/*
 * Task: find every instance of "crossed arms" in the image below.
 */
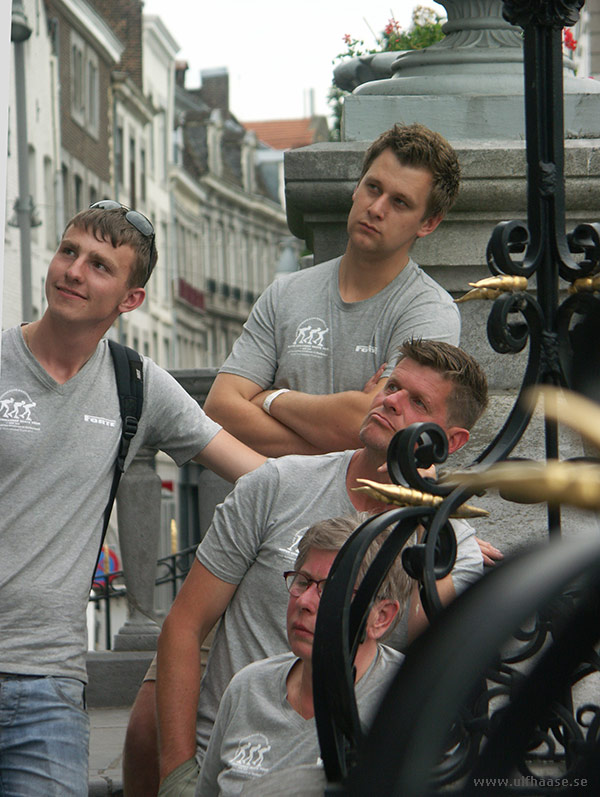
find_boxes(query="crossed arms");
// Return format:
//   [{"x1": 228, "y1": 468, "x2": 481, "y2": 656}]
[{"x1": 204, "y1": 367, "x2": 387, "y2": 458}]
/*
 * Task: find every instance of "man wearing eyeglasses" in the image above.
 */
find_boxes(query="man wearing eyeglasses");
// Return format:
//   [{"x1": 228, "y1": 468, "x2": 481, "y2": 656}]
[
  {"x1": 196, "y1": 515, "x2": 409, "y2": 796},
  {"x1": 152, "y1": 340, "x2": 488, "y2": 797},
  {"x1": 0, "y1": 203, "x2": 265, "y2": 797}
]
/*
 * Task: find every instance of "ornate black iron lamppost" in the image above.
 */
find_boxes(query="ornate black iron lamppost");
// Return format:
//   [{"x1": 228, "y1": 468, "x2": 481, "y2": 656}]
[{"x1": 312, "y1": 1, "x2": 600, "y2": 792}]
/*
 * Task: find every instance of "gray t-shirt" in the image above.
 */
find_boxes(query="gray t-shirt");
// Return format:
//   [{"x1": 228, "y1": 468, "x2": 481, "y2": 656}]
[
  {"x1": 196, "y1": 646, "x2": 404, "y2": 796},
  {"x1": 0, "y1": 326, "x2": 221, "y2": 682},
  {"x1": 194, "y1": 450, "x2": 482, "y2": 759},
  {"x1": 220, "y1": 256, "x2": 460, "y2": 391}
]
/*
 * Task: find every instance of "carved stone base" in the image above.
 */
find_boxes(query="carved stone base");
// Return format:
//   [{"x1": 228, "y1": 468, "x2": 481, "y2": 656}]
[
  {"x1": 342, "y1": 90, "x2": 600, "y2": 143},
  {"x1": 112, "y1": 616, "x2": 159, "y2": 651},
  {"x1": 86, "y1": 650, "x2": 156, "y2": 706}
]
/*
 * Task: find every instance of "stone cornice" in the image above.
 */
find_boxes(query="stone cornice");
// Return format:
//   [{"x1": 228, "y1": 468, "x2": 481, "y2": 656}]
[
  {"x1": 112, "y1": 72, "x2": 154, "y2": 124},
  {"x1": 54, "y1": 0, "x2": 123, "y2": 63}
]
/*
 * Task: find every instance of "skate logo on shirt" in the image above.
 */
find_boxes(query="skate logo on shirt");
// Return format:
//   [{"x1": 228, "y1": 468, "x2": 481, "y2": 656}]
[
  {"x1": 278, "y1": 529, "x2": 305, "y2": 561},
  {"x1": 229, "y1": 733, "x2": 271, "y2": 775},
  {"x1": 288, "y1": 317, "x2": 329, "y2": 358},
  {"x1": 0, "y1": 389, "x2": 39, "y2": 432}
]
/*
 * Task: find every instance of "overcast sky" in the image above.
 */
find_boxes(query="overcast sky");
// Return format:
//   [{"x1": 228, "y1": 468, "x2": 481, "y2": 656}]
[{"x1": 142, "y1": 0, "x2": 442, "y2": 122}]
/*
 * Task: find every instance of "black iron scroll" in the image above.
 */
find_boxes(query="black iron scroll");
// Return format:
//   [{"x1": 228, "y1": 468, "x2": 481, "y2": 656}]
[{"x1": 313, "y1": 0, "x2": 600, "y2": 792}]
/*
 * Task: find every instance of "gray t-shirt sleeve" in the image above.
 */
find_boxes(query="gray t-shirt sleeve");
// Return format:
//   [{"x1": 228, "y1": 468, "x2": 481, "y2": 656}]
[
  {"x1": 218, "y1": 281, "x2": 281, "y2": 389},
  {"x1": 133, "y1": 358, "x2": 222, "y2": 467},
  {"x1": 196, "y1": 460, "x2": 279, "y2": 583}
]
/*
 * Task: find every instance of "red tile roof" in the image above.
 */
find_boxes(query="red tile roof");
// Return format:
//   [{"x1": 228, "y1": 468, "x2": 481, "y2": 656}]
[{"x1": 243, "y1": 117, "x2": 329, "y2": 150}]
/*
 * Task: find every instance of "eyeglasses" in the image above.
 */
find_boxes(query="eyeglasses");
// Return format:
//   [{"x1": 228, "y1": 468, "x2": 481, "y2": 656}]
[
  {"x1": 89, "y1": 200, "x2": 155, "y2": 283},
  {"x1": 283, "y1": 571, "x2": 328, "y2": 599}
]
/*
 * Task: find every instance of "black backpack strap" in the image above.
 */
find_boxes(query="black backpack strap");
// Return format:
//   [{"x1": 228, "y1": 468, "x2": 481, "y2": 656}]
[{"x1": 92, "y1": 341, "x2": 144, "y2": 586}]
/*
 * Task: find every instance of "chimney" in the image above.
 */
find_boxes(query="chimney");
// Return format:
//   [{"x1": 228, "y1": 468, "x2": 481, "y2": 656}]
[
  {"x1": 89, "y1": 0, "x2": 143, "y2": 89},
  {"x1": 175, "y1": 60, "x2": 188, "y2": 88},
  {"x1": 200, "y1": 67, "x2": 229, "y2": 113}
]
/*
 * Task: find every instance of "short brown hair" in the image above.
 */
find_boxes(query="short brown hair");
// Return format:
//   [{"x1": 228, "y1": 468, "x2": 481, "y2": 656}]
[
  {"x1": 399, "y1": 339, "x2": 488, "y2": 429},
  {"x1": 295, "y1": 513, "x2": 413, "y2": 620},
  {"x1": 359, "y1": 123, "x2": 460, "y2": 219},
  {"x1": 65, "y1": 208, "x2": 157, "y2": 288}
]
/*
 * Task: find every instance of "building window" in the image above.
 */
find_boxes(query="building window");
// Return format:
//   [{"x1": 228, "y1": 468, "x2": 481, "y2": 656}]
[
  {"x1": 62, "y1": 163, "x2": 70, "y2": 221},
  {"x1": 173, "y1": 125, "x2": 184, "y2": 165},
  {"x1": 140, "y1": 148, "x2": 146, "y2": 202},
  {"x1": 129, "y1": 137, "x2": 136, "y2": 208},
  {"x1": 88, "y1": 57, "x2": 98, "y2": 131},
  {"x1": 70, "y1": 31, "x2": 99, "y2": 138},
  {"x1": 157, "y1": 111, "x2": 167, "y2": 181},
  {"x1": 149, "y1": 116, "x2": 155, "y2": 178},
  {"x1": 71, "y1": 38, "x2": 84, "y2": 121},
  {"x1": 161, "y1": 220, "x2": 169, "y2": 298},
  {"x1": 44, "y1": 156, "x2": 56, "y2": 249},
  {"x1": 74, "y1": 174, "x2": 83, "y2": 213},
  {"x1": 115, "y1": 124, "x2": 124, "y2": 186},
  {"x1": 28, "y1": 145, "x2": 38, "y2": 243}
]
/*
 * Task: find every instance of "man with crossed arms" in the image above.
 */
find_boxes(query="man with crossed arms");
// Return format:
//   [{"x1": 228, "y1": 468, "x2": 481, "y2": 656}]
[{"x1": 204, "y1": 123, "x2": 462, "y2": 457}]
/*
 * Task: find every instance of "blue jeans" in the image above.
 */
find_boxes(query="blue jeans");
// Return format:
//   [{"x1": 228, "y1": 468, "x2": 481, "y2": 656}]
[{"x1": 0, "y1": 675, "x2": 89, "y2": 796}]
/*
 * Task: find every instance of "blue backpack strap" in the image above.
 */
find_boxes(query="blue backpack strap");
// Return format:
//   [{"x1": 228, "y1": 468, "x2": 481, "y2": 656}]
[{"x1": 93, "y1": 341, "x2": 144, "y2": 586}]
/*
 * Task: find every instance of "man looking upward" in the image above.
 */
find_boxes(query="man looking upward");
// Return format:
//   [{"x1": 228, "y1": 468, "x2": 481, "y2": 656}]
[
  {"x1": 154, "y1": 341, "x2": 488, "y2": 796},
  {"x1": 0, "y1": 203, "x2": 264, "y2": 796}
]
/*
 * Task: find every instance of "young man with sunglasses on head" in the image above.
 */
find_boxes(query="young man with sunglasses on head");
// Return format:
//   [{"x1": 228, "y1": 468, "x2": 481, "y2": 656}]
[{"x1": 0, "y1": 203, "x2": 265, "y2": 797}]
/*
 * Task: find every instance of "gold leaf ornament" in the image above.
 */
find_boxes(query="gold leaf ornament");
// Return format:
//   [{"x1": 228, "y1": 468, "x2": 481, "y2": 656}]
[
  {"x1": 455, "y1": 275, "x2": 528, "y2": 303},
  {"x1": 352, "y1": 479, "x2": 489, "y2": 518},
  {"x1": 443, "y1": 386, "x2": 600, "y2": 510}
]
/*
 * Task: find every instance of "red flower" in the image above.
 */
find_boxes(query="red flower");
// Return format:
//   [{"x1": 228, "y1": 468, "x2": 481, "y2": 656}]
[
  {"x1": 563, "y1": 28, "x2": 577, "y2": 52},
  {"x1": 343, "y1": 33, "x2": 352, "y2": 45}
]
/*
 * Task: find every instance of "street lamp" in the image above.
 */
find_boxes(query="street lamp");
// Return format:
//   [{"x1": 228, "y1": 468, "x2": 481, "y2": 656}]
[
  {"x1": 10, "y1": 0, "x2": 38, "y2": 323},
  {"x1": 11, "y1": 0, "x2": 31, "y2": 42}
]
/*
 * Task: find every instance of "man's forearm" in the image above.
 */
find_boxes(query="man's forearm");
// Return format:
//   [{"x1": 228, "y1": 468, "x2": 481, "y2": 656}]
[
  {"x1": 193, "y1": 429, "x2": 266, "y2": 481},
  {"x1": 204, "y1": 376, "x2": 323, "y2": 456},
  {"x1": 259, "y1": 389, "x2": 376, "y2": 452},
  {"x1": 156, "y1": 621, "x2": 203, "y2": 782}
]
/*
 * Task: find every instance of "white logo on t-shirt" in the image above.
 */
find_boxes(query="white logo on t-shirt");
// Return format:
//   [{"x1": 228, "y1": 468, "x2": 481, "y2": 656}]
[
  {"x1": 0, "y1": 389, "x2": 39, "y2": 431},
  {"x1": 278, "y1": 529, "x2": 305, "y2": 560},
  {"x1": 84, "y1": 414, "x2": 117, "y2": 428},
  {"x1": 288, "y1": 317, "x2": 330, "y2": 358},
  {"x1": 229, "y1": 733, "x2": 271, "y2": 775}
]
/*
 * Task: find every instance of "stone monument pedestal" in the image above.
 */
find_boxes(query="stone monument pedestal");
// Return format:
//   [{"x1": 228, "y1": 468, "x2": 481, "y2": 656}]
[{"x1": 285, "y1": 138, "x2": 600, "y2": 388}]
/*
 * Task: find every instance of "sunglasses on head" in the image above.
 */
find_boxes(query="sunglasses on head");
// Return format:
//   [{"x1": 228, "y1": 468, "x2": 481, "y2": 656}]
[{"x1": 89, "y1": 200, "x2": 155, "y2": 283}]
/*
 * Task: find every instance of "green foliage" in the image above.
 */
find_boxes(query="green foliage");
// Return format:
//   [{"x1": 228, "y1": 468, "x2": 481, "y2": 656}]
[
  {"x1": 329, "y1": 6, "x2": 445, "y2": 140},
  {"x1": 384, "y1": 6, "x2": 445, "y2": 51}
]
